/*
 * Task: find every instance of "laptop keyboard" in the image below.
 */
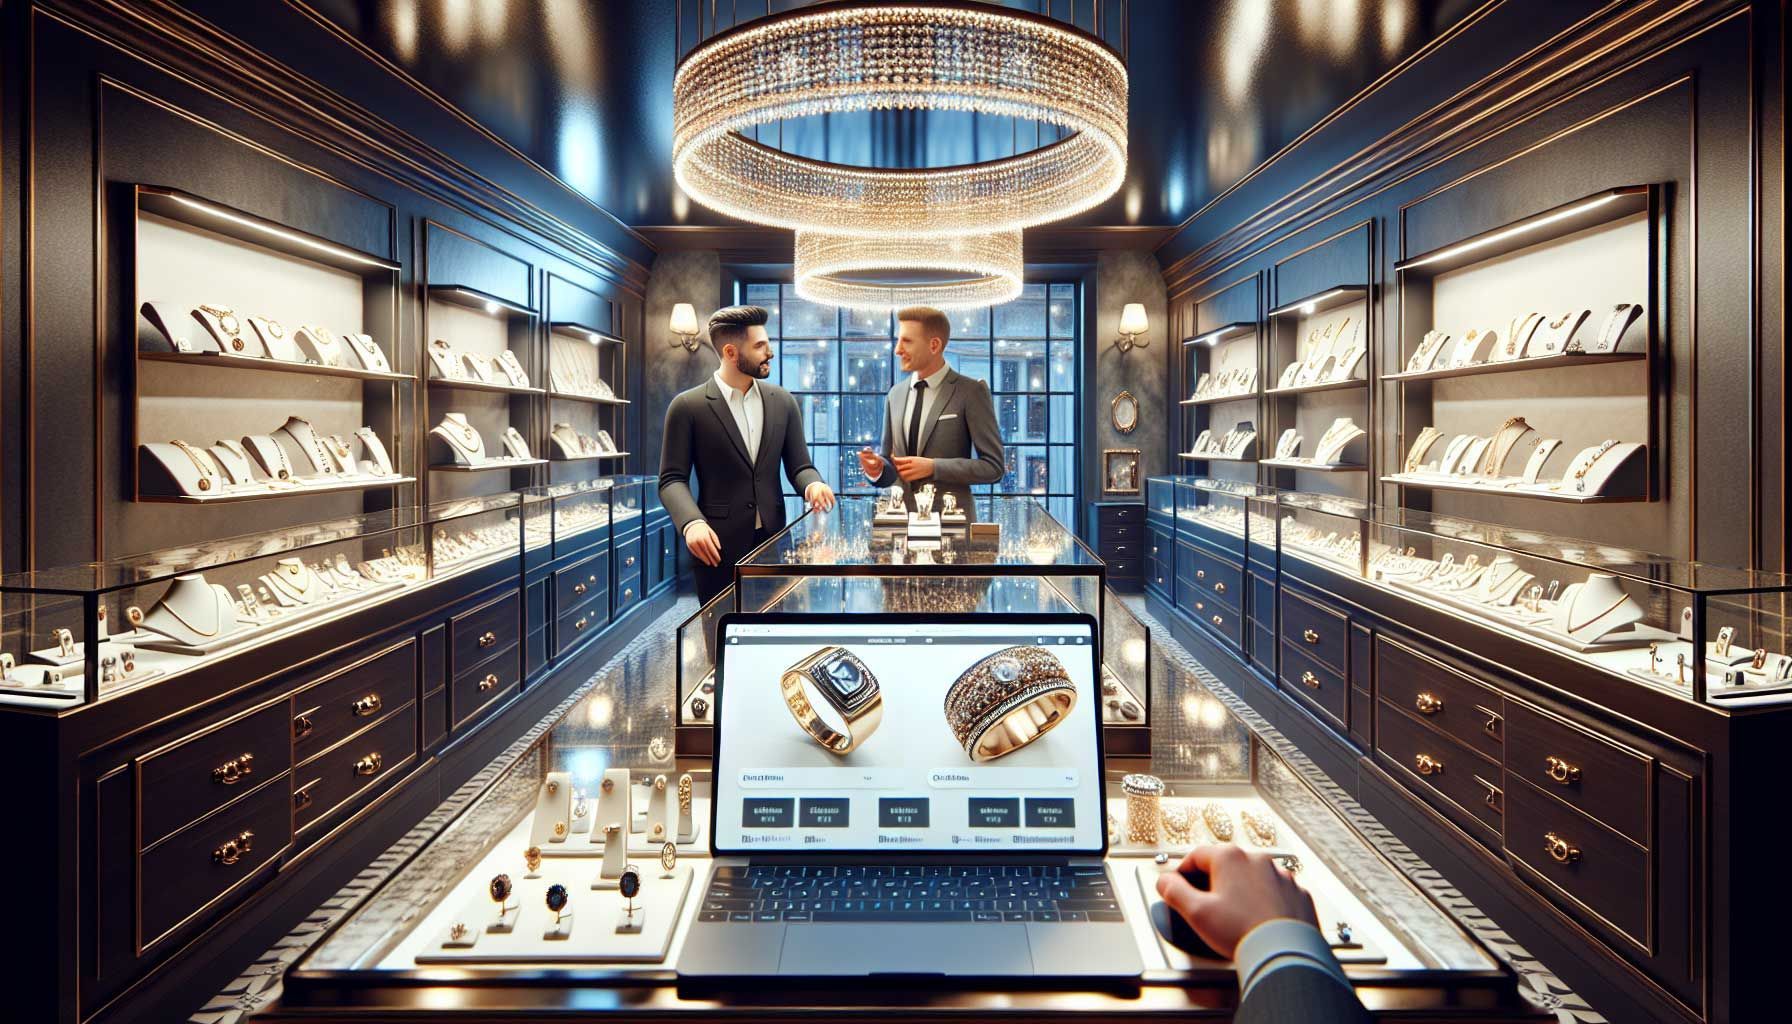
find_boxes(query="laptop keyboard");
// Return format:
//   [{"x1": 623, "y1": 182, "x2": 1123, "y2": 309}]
[{"x1": 697, "y1": 864, "x2": 1123, "y2": 924}]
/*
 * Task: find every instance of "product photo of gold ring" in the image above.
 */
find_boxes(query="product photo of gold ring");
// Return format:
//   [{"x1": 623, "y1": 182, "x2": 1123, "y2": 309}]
[
  {"x1": 944, "y1": 646, "x2": 1076, "y2": 762},
  {"x1": 779, "y1": 646, "x2": 884, "y2": 754}
]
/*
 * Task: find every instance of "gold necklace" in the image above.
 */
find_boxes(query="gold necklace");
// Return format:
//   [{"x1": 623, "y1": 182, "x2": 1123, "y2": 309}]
[
  {"x1": 159, "y1": 589, "x2": 222, "y2": 637},
  {"x1": 198, "y1": 304, "x2": 246, "y2": 351},
  {"x1": 169, "y1": 440, "x2": 217, "y2": 491},
  {"x1": 1566, "y1": 590, "x2": 1631, "y2": 633}
]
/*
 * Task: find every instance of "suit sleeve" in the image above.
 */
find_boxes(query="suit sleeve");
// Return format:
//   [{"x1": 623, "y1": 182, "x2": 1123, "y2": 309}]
[
  {"x1": 927, "y1": 378, "x2": 1005, "y2": 485},
  {"x1": 657, "y1": 394, "x2": 704, "y2": 534},
  {"x1": 1233, "y1": 920, "x2": 1370, "y2": 1024},
  {"x1": 780, "y1": 392, "x2": 824, "y2": 495},
  {"x1": 869, "y1": 393, "x2": 899, "y2": 487}
]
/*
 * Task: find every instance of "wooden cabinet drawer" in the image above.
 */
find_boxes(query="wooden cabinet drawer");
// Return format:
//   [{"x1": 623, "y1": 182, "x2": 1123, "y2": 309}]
[
  {"x1": 451, "y1": 589, "x2": 520, "y2": 674},
  {"x1": 1099, "y1": 537, "x2": 1143, "y2": 562},
  {"x1": 1281, "y1": 640, "x2": 1347, "y2": 730},
  {"x1": 1375, "y1": 637, "x2": 1503, "y2": 762},
  {"x1": 1096, "y1": 503, "x2": 1141, "y2": 526},
  {"x1": 293, "y1": 702, "x2": 417, "y2": 833},
  {"x1": 1099, "y1": 522, "x2": 1144, "y2": 544},
  {"x1": 1376, "y1": 700, "x2": 1502, "y2": 839},
  {"x1": 1249, "y1": 625, "x2": 1275, "y2": 676},
  {"x1": 1505, "y1": 776, "x2": 1650, "y2": 947},
  {"x1": 613, "y1": 530, "x2": 644, "y2": 578},
  {"x1": 138, "y1": 700, "x2": 293, "y2": 849},
  {"x1": 1186, "y1": 546, "x2": 1243, "y2": 607},
  {"x1": 139, "y1": 773, "x2": 291, "y2": 952},
  {"x1": 1104, "y1": 557, "x2": 1140, "y2": 579},
  {"x1": 1280, "y1": 587, "x2": 1348, "y2": 675},
  {"x1": 1194, "y1": 599, "x2": 1243, "y2": 649},
  {"x1": 556, "y1": 598, "x2": 610, "y2": 657},
  {"x1": 554, "y1": 549, "x2": 608, "y2": 613},
  {"x1": 1249, "y1": 571, "x2": 1276, "y2": 630},
  {"x1": 1505, "y1": 701, "x2": 1649, "y2": 844},
  {"x1": 291, "y1": 641, "x2": 416, "y2": 764},
  {"x1": 452, "y1": 646, "x2": 519, "y2": 732}
]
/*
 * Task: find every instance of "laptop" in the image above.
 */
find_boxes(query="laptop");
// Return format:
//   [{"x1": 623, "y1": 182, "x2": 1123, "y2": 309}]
[{"x1": 677, "y1": 612, "x2": 1144, "y2": 981}]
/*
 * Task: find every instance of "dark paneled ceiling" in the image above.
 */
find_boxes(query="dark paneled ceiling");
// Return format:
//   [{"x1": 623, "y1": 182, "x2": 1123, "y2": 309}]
[{"x1": 305, "y1": 0, "x2": 1484, "y2": 232}]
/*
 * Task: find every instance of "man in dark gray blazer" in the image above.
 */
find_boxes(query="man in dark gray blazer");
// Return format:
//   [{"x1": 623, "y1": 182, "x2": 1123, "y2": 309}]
[
  {"x1": 855, "y1": 306, "x2": 1005, "y2": 516},
  {"x1": 659, "y1": 305, "x2": 835, "y2": 603},
  {"x1": 1158, "y1": 844, "x2": 1373, "y2": 1023}
]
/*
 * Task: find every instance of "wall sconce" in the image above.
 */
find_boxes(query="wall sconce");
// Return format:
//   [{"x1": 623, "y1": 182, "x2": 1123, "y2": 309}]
[
  {"x1": 1114, "y1": 302, "x2": 1149, "y2": 352},
  {"x1": 669, "y1": 303, "x2": 701, "y2": 351}
]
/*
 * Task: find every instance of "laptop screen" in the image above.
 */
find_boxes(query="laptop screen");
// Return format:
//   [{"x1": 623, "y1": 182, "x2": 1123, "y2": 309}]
[{"x1": 711, "y1": 615, "x2": 1105, "y2": 855}]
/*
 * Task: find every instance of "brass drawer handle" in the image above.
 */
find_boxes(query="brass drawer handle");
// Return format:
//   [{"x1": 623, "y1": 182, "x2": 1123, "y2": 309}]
[
  {"x1": 212, "y1": 830, "x2": 255, "y2": 866},
  {"x1": 1414, "y1": 692, "x2": 1443, "y2": 715},
  {"x1": 1414, "y1": 753, "x2": 1443, "y2": 776},
  {"x1": 1195, "y1": 600, "x2": 1205, "y2": 612},
  {"x1": 1545, "y1": 832, "x2": 1580, "y2": 864},
  {"x1": 624, "y1": 588, "x2": 634, "y2": 599},
  {"x1": 355, "y1": 752, "x2": 384, "y2": 777},
  {"x1": 1299, "y1": 671, "x2": 1320, "y2": 690},
  {"x1": 212, "y1": 752, "x2": 254, "y2": 786},
  {"x1": 1474, "y1": 775, "x2": 1502, "y2": 813},
  {"x1": 1210, "y1": 614, "x2": 1223, "y2": 627},
  {"x1": 1196, "y1": 569, "x2": 1206, "y2": 579},
  {"x1": 1475, "y1": 704, "x2": 1502, "y2": 738},
  {"x1": 1545, "y1": 756, "x2": 1581, "y2": 785},
  {"x1": 1302, "y1": 628, "x2": 1320, "y2": 644},
  {"x1": 572, "y1": 582, "x2": 587, "y2": 596},
  {"x1": 479, "y1": 673, "x2": 499, "y2": 692},
  {"x1": 574, "y1": 617, "x2": 589, "y2": 631},
  {"x1": 293, "y1": 783, "x2": 315, "y2": 813},
  {"x1": 626, "y1": 556, "x2": 636, "y2": 567},
  {"x1": 1213, "y1": 581, "x2": 1226, "y2": 595},
  {"x1": 292, "y1": 713, "x2": 315, "y2": 741},
  {"x1": 588, "y1": 574, "x2": 598, "y2": 583},
  {"x1": 478, "y1": 630, "x2": 497, "y2": 648},
  {"x1": 352, "y1": 693, "x2": 382, "y2": 717}
]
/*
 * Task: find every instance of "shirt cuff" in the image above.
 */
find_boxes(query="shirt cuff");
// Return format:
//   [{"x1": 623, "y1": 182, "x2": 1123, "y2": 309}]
[
  {"x1": 682, "y1": 519, "x2": 708, "y2": 539},
  {"x1": 1233, "y1": 919, "x2": 1350, "y2": 999}
]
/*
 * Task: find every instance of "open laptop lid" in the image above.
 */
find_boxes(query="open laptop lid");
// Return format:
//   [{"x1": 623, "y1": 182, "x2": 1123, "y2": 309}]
[{"x1": 710, "y1": 612, "x2": 1108, "y2": 858}]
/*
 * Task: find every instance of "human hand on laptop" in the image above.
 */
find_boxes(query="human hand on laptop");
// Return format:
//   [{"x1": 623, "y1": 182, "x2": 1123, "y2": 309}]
[{"x1": 1155, "y1": 844, "x2": 1319, "y2": 960}]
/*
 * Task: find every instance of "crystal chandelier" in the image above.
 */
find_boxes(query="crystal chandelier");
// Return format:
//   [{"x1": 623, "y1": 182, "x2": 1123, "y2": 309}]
[
  {"x1": 672, "y1": 2, "x2": 1129, "y2": 238},
  {"x1": 794, "y1": 230, "x2": 1024, "y2": 310}
]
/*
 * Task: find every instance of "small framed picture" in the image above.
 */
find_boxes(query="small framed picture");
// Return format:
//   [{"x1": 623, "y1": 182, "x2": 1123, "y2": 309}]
[{"x1": 1103, "y1": 448, "x2": 1141, "y2": 495}]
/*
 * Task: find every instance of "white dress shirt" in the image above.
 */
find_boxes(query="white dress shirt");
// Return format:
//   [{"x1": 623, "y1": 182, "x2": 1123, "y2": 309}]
[
  {"x1": 902, "y1": 363, "x2": 952, "y2": 451},
  {"x1": 715, "y1": 369, "x2": 765, "y2": 527}
]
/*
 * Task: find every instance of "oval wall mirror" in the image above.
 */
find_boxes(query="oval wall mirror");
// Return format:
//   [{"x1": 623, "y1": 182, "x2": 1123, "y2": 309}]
[{"x1": 1111, "y1": 390, "x2": 1139, "y2": 434}]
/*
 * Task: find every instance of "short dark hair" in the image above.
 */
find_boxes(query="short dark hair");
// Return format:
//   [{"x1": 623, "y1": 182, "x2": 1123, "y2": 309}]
[
  {"x1": 897, "y1": 306, "x2": 951, "y2": 346},
  {"x1": 707, "y1": 305, "x2": 769, "y2": 354}
]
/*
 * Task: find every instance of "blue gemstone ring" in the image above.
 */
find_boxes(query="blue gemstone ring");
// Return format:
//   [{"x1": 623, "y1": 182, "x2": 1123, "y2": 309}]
[{"x1": 780, "y1": 646, "x2": 884, "y2": 755}]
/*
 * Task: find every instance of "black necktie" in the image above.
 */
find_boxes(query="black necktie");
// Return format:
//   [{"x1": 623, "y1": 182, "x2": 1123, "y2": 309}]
[{"x1": 906, "y1": 379, "x2": 928, "y2": 455}]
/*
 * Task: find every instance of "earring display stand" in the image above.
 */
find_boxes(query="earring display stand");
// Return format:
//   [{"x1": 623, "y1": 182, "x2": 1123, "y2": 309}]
[
  {"x1": 1262, "y1": 285, "x2": 1370, "y2": 500},
  {"x1": 424, "y1": 283, "x2": 546, "y2": 499},
  {"x1": 545, "y1": 275, "x2": 633, "y2": 491}
]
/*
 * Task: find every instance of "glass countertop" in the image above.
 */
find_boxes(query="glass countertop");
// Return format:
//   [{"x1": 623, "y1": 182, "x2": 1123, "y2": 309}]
[{"x1": 740, "y1": 496, "x2": 1102, "y2": 571}]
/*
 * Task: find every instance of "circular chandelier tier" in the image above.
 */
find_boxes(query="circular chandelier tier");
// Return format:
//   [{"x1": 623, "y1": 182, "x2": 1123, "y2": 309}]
[
  {"x1": 673, "y1": 1, "x2": 1128, "y2": 237},
  {"x1": 794, "y1": 229, "x2": 1024, "y2": 311}
]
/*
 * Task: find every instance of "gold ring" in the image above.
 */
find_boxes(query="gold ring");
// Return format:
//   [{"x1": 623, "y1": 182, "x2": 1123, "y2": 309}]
[
  {"x1": 944, "y1": 646, "x2": 1076, "y2": 762},
  {"x1": 779, "y1": 647, "x2": 884, "y2": 755}
]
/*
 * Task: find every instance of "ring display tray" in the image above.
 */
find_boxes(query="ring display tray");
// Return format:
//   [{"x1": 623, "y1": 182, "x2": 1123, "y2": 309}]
[
  {"x1": 1382, "y1": 577, "x2": 1675, "y2": 653},
  {"x1": 415, "y1": 867, "x2": 691, "y2": 965}
]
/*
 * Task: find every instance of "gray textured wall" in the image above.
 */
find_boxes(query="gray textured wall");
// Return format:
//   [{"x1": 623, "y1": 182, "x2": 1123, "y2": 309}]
[
  {"x1": 642, "y1": 251, "x2": 724, "y2": 479},
  {"x1": 1093, "y1": 250, "x2": 1170, "y2": 494}
]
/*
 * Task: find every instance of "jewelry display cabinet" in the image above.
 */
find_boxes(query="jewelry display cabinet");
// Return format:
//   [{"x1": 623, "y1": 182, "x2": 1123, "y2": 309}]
[
  {"x1": 1177, "y1": 322, "x2": 1259, "y2": 476},
  {"x1": 1384, "y1": 187, "x2": 1657, "y2": 508},
  {"x1": 1260, "y1": 285, "x2": 1370, "y2": 486},
  {"x1": 1144, "y1": 475, "x2": 1792, "y2": 1024},
  {"x1": 425, "y1": 285, "x2": 549, "y2": 481},
  {"x1": 546, "y1": 323, "x2": 631, "y2": 466},
  {"x1": 132, "y1": 186, "x2": 416, "y2": 507},
  {"x1": 1147, "y1": 477, "x2": 1282, "y2": 684},
  {"x1": 261, "y1": 609, "x2": 1533, "y2": 1022}
]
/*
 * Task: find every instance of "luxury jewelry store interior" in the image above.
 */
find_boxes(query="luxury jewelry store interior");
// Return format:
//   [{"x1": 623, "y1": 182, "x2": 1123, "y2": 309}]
[{"x1": 1, "y1": 2, "x2": 1784, "y2": 1022}]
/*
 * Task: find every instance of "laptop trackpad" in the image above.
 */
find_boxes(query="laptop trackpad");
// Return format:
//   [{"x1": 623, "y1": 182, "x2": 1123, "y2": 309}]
[{"x1": 779, "y1": 924, "x2": 1034, "y2": 976}]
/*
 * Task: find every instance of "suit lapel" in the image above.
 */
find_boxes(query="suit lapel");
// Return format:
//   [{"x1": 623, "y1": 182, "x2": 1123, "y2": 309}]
[
  {"x1": 704, "y1": 378, "x2": 754, "y2": 469},
  {"x1": 755, "y1": 389, "x2": 783, "y2": 469},
  {"x1": 917, "y1": 368, "x2": 959, "y2": 454},
  {"x1": 888, "y1": 379, "x2": 912, "y2": 457}
]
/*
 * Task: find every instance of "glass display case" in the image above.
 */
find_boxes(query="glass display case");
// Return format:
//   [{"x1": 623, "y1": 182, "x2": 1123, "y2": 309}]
[
  {"x1": 676, "y1": 587, "x2": 732, "y2": 728},
  {"x1": 1272, "y1": 497, "x2": 1792, "y2": 705},
  {"x1": 610, "y1": 476, "x2": 647, "y2": 532},
  {"x1": 520, "y1": 478, "x2": 615, "y2": 560},
  {"x1": 735, "y1": 496, "x2": 1104, "y2": 623},
  {"x1": 270, "y1": 609, "x2": 1521, "y2": 1017},
  {"x1": 0, "y1": 499, "x2": 525, "y2": 706}
]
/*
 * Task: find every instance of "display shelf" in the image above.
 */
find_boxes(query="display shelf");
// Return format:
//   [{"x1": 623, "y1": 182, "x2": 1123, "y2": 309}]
[
  {"x1": 139, "y1": 475, "x2": 417, "y2": 504},
  {"x1": 547, "y1": 391, "x2": 630, "y2": 406},
  {"x1": 1264, "y1": 377, "x2": 1367, "y2": 397},
  {"x1": 431, "y1": 459, "x2": 548, "y2": 473},
  {"x1": 1261, "y1": 459, "x2": 1363, "y2": 473},
  {"x1": 1395, "y1": 186, "x2": 1651, "y2": 274},
  {"x1": 549, "y1": 321, "x2": 624, "y2": 346},
  {"x1": 1180, "y1": 452, "x2": 1255, "y2": 463},
  {"x1": 1179, "y1": 390, "x2": 1257, "y2": 407},
  {"x1": 1379, "y1": 474, "x2": 1644, "y2": 503},
  {"x1": 1185, "y1": 320, "x2": 1256, "y2": 347},
  {"x1": 138, "y1": 350, "x2": 412, "y2": 383},
  {"x1": 427, "y1": 284, "x2": 538, "y2": 318},
  {"x1": 137, "y1": 186, "x2": 400, "y2": 272},
  {"x1": 425, "y1": 376, "x2": 546, "y2": 396},
  {"x1": 1267, "y1": 285, "x2": 1367, "y2": 319},
  {"x1": 550, "y1": 452, "x2": 630, "y2": 462},
  {"x1": 1382, "y1": 350, "x2": 1644, "y2": 383}
]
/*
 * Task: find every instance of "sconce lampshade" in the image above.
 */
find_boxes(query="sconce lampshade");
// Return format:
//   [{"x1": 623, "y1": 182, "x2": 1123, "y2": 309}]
[
  {"x1": 1118, "y1": 303, "x2": 1148, "y2": 337},
  {"x1": 669, "y1": 303, "x2": 700, "y2": 336}
]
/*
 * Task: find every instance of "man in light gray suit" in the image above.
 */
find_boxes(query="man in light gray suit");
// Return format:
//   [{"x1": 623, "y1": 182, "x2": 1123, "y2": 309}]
[
  {"x1": 660, "y1": 305, "x2": 836, "y2": 603},
  {"x1": 856, "y1": 306, "x2": 1005, "y2": 516}
]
